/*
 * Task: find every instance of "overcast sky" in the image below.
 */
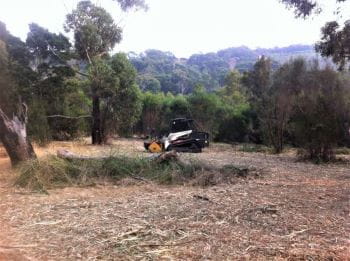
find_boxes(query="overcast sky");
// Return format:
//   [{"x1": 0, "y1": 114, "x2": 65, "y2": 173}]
[{"x1": 0, "y1": 0, "x2": 348, "y2": 57}]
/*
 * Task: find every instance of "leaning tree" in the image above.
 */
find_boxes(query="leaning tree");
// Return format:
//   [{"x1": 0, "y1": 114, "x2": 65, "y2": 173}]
[{"x1": 0, "y1": 37, "x2": 36, "y2": 166}]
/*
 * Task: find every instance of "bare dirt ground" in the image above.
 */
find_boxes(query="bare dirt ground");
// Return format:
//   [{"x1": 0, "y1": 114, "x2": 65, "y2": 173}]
[{"x1": 0, "y1": 140, "x2": 349, "y2": 260}]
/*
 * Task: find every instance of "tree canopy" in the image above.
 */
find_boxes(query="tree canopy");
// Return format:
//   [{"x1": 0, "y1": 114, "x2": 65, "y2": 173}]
[
  {"x1": 113, "y1": 0, "x2": 148, "y2": 11},
  {"x1": 281, "y1": 0, "x2": 350, "y2": 69},
  {"x1": 280, "y1": 0, "x2": 347, "y2": 17},
  {"x1": 65, "y1": 0, "x2": 122, "y2": 61}
]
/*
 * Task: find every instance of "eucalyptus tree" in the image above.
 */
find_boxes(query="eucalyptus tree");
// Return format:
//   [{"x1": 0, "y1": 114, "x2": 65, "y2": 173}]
[
  {"x1": 65, "y1": 1, "x2": 123, "y2": 144},
  {"x1": 65, "y1": 0, "x2": 146, "y2": 144}
]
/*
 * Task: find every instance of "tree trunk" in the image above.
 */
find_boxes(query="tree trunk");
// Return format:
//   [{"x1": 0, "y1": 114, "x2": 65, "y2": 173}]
[
  {"x1": 92, "y1": 95, "x2": 102, "y2": 145},
  {"x1": 100, "y1": 104, "x2": 109, "y2": 144},
  {"x1": 0, "y1": 105, "x2": 36, "y2": 166}
]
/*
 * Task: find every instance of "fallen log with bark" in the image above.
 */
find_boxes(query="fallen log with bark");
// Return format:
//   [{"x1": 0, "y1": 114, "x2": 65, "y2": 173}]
[
  {"x1": 57, "y1": 149, "x2": 191, "y2": 167},
  {"x1": 57, "y1": 149, "x2": 108, "y2": 160}
]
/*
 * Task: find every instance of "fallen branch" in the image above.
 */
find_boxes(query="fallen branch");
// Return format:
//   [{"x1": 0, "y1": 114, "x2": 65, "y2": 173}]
[
  {"x1": 138, "y1": 238, "x2": 200, "y2": 248},
  {"x1": 57, "y1": 149, "x2": 108, "y2": 160},
  {"x1": 0, "y1": 245, "x2": 37, "y2": 249},
  {"x1": 129, "y1": 175, "x2": 149, "y2": 182},
  {"x1": 47, "y1": 115, "x2": 91, "y2": 119},
  {"x1": 193, "y1": 195, "x2": 210, "y2": 201},
  {"x1": 282, "y1": 228, "x2": 310, "y2": 238}
]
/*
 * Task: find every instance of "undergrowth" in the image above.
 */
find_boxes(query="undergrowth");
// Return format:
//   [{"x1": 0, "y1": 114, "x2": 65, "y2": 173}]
[
  {"x1": 15, "y1": 155, "x2": 259, "y2": 193},
  {"x1": 15, "y1": 155, "x2": 200, "y2": 192},
  {"x1": 15, "y1": 156, "x2": 80, "y2": 193}
]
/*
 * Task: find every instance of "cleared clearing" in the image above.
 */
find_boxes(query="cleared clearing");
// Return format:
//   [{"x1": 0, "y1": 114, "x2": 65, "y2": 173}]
[{"x1": 0, "y1": 139, "x2": 349, "y2": 260}]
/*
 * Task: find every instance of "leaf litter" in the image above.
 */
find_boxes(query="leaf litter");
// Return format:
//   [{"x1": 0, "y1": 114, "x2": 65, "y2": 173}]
[{"x1": 0, "y1": 140, "x2": 349, "y2": 260}]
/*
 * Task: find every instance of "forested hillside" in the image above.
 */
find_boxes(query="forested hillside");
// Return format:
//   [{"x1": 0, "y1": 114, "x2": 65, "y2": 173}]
[{"x1": 130, "y1": 45, "x2": 316, "y2": 93}]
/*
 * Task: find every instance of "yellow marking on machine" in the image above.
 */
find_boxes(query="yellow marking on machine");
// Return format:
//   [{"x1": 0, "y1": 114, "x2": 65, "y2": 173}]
[{"x1": 148, "y1": 142, "x2": 162, "y2": 153}]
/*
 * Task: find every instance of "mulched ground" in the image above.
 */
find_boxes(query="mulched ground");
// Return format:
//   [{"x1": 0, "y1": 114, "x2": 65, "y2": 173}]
[{"x1": 0, "y1": 140, "x2": 349, "y2": 260}]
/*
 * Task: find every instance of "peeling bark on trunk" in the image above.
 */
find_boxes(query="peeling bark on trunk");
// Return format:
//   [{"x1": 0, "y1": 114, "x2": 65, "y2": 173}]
[{"x1": 0, "y1": 105, "x2": 36, "y2": 166}]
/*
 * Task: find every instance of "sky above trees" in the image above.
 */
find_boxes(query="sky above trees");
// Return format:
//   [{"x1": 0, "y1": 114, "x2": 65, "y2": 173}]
[{"x1": 0, "y1": 0, "x2": 349, "y2": 57}]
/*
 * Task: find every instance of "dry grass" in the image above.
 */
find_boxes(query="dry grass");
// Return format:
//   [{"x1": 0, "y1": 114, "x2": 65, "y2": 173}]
[{"x1": 0, "y1": 139, "x2": 349, "y2": 260}]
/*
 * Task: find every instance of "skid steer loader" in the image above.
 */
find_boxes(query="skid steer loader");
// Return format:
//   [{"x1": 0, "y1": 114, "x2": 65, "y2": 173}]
[{"x1": 144, "y1": 118, "x2": 209, "y2": 153}]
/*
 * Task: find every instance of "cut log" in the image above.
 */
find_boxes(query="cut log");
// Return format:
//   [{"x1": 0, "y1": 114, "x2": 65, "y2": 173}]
[
  {"x1": 57, "y1": 149, "x2": 108, "y2": 160},
  {"x1": 57, "y1": 149, "x2": 189, "y2": 166},
  {"x1": 57, "y1": 149, "x2": 84, "y2": 159},
  {"x1": 0, "y1": 105, "x2": 36, "y2": 166}
]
